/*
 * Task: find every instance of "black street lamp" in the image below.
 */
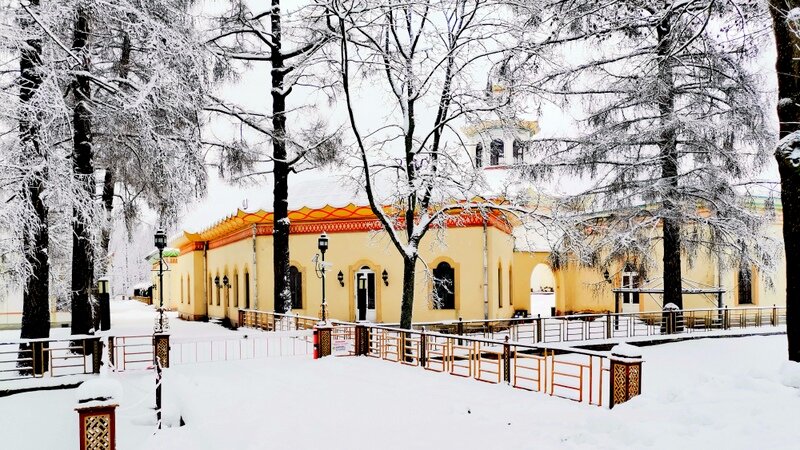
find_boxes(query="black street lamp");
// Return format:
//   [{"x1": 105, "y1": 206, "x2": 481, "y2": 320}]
[
  {"x1": 315, "y1": 232, "x2": 329, "y2": 323},
  {"x1": 153, "y1": 228, "x2": 167, "y2": 430}
]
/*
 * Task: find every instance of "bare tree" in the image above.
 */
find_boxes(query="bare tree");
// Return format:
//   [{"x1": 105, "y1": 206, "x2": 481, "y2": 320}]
[
  {"x1": 205, "y1": 0, "x2": 338, "y2": 313},
  {"x1": 328, "y1": 0, "x2": 541, "y2": 328}
]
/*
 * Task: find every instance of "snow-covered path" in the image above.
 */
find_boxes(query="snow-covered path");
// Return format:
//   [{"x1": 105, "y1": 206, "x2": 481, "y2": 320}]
[{"x1": 1, "y1": 334, "x2": 798, "y2": 449}]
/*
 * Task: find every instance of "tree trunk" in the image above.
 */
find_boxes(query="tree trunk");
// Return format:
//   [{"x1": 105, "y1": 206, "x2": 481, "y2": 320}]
[
  {"x1": 70, "y1": 6, "x2": 95, "y2": 335},
  {"x1": 769, "y1": 0, "x2": 800, "y2": 362},
  {"x1": 657, "y1": 12, "x2": 683, "y2": 310},
  {"x1": 99, "y1": 169, "x2": 114, "y2": 274},
  {"x1": 400, "y1": 255, "x2": 416, "y2": 330},
  {"x1": 97, "y1": 30, "x2": 129, "y2": 276},
  {"x1": 271, "y1": 0, "x2": 291, "y2": 313},
  {"x1": 19, "y1": 0, "x2": 50, "y2": 348}
]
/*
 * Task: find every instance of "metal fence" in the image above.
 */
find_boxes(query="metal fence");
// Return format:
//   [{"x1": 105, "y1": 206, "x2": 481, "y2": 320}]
[
  {"x1": 169, "y1": 332, "x2": 314, "y2": 365},
  {"x1": 332, "y1": 323, "x2": 616, "y2": 407},
  {"x1": 406, "y1": 305, "x2": 786, "y2": 345},
  {"x1": 0, "y1": 336, "x2": 101, "y2": 381},
  {"x1": 239, "y1": 309, "x2": 320, "y2": 331}
]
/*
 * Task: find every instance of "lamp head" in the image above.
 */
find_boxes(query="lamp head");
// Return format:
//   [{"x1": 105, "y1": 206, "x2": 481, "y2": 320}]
[
  {"x1": 318, "y1": 232, "x2": 329, "y2": 253},
  {"x1": 154, "y1": 229, "x2": 167, "y2": 250}
]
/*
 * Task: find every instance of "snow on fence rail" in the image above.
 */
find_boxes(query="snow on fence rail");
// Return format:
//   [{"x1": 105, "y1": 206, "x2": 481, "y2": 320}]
[
  {"x1": 401, "y1": 305, "x2": 786, "y2": 345},
  {"x1": 329, "y1": 323, "x2": 636, "y2": 408}
]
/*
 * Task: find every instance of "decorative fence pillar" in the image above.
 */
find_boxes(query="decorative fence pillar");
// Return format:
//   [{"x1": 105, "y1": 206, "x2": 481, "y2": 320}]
[
  {"x1": 535, "y1": 316, "x2": 543, "y2": 343},
  {"x1": 502, "y1": 336, "x2": 511, "y2": 384},
  {"x1": 76, "y1": 403, "x2": 118, "y2": 450},
  {"x1": 75, "y1": 378, "x2": 121, "y2": 450},
  {"x1": 153, "y1": 334, "x2": 170, "y2": 369},
  {"x1": 456, "y1": 318, "x2": 464, "y2": 345},
  {"x1": 608, "y1": 345, "x2": 644, "y2": 409},
  {"x1": 354, "y1": 324, "x2": 369, "y2": 356},
  {"x1": 314, "y1": 326, "x2": 332, "y2": 359},
  {"x1": 89, "y1": 337, "x2": 103, "y2": 374}
]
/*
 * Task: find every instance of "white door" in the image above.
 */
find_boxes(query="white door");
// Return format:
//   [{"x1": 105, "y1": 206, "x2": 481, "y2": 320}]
[
  {"x1": 621, "y1": 272, "x2": 640, "y2": 313},
  {"x1": 355, "y1": 267, "x2": 376, "y2": 322}
]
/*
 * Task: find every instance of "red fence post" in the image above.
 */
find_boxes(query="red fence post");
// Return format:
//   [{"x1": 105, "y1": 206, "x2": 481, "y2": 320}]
[
  {"x1": 608, "y1": 345, "x2": 643, "y2": 409},
  {"x1": 315, "y1": 325, "x2": 332, "y2": 358}
]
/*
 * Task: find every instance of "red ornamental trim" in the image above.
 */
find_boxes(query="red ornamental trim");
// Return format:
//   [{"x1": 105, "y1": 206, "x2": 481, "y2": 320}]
[
  {"x1": 179, "y1": 241, "x2": 206, "y2": 256},
  {"x1": 205, "y1": 214, "x2": 511, "y2": 251},
  {"x1": 208, "y1": 227, "x2": 254, "y2": 250}
]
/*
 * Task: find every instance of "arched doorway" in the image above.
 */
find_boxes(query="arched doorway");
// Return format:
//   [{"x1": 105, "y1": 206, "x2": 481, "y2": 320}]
[
  {"x1": 354, "y1": 266, "x2": 376, "y2": 322},
  {"x1": 530, "y1": 263, "x2": 556, "y2": 317}
]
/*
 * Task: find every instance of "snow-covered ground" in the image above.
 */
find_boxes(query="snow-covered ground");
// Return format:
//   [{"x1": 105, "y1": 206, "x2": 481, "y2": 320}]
[
  {"x1": 1, "y1": 329, "x2": 799, "y2": 449},
  {"x1": 1, "y1": 301, "x2": 798, "y2": 449}
]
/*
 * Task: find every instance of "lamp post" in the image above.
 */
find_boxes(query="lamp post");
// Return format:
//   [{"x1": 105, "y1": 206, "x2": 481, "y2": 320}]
[
  {"x1": 315, "y1": 232, "x2": 329, "y2": 323},
  {"x1": 153, "y1": 229, "x2": 167, "y2": 430},
  {"x1": 97, "y1": 277, "x2": 110, "y2": 331}
]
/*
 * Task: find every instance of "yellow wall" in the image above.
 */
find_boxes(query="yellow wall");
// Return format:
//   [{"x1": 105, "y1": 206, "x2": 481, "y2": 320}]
[
  {"x1": 171, "y1": 222, "x2": 522, "y2": 325},
  {"x1": 166, "y1": 211, "x2": 786, "y2": 323}
]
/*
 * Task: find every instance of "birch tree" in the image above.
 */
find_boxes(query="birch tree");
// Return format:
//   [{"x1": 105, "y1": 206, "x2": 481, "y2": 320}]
[
  {"x1": 526, "y1": 0, "x2": 776, "y2": 310},
  {"x1": 328, "y1": 0, "x2": 540, "y2": 328}
]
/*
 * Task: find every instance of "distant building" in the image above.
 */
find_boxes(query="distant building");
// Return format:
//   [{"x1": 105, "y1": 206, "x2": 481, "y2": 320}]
[{"x1": 153, "y1": 121, "x2": 785, "y2": 325}]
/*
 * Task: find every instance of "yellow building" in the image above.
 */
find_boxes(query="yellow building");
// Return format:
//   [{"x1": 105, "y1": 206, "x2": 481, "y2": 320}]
[{"x1": 152, "y1": 193, "x2": 785, "y2": 327}]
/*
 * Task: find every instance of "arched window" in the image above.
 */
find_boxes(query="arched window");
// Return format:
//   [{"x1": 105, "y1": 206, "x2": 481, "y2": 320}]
[
  {"x1": 432, "y1": 262, "x2": 455, "y2": 310},
  {"x1": 490, "y1": 139, "x2": 504, "y2": 165},
  {"x1": 180, "y1": 276, "x2": 184, "y2": 303},
  {"x1": 244, "y1": 272, "x2": 251, "y2": 309},
  {"x1": 512, "y1": 139, "x2": 526, "y2": 164},
  {"x1": 475, "y1": 143, "x2": 483, "y2": 168},
  {"x1": 497, "y1": 265, "x2": 503, "y2": 308},
  {"x1": 509, "y1": 265, "x2": 513, "y2": 306},
  {"x1": 289, "y1": 266, "x2": 303, "y2": 309},
  {"x1": 738, "y1": 265, "x2": 753, "y2": 305},
  {"x1": 223, "y1": 273, "x2": 229, "y2": 308},
  {"x1": 187, "y1": 276, "x2": 191, "y2": 305},
  {"x1": 208, "y1": 276, "x2": 213, "y2": 305},
  {"x1": 233, "y1": 272, "x2": 239, "y2": 308},
  {"x1": 216, "y1": 273, "x2": 221, "y2": 306}
]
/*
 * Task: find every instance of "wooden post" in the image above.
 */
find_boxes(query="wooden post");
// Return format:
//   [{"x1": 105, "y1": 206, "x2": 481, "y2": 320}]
[
  {"x1": 89, "y1": 337, "x2": 103, "y2": 374},
  {"x1": 153, "y1": 334, "x2": 170, "y2": 369},
  {"x1": 456, "y1": 317, "x2": 464, "y2": 345},
  {"x1": 608, "y1": 345, "x2": 643, "y2": 409},
  {"x1": 238, "y1": 309, "x2": 244, "y2": 327},
  {"x1": 355, "y1": 324, "x2": 369, "y2": 356},
  {"x1": 314, "y1": 326, "x2": 332, "y2": 358},
  {"x1": 503, "y1": 336, "x2": 511, "y2": 384},
  {"x1": 76, "y1": 378, "x2": 120, "y2": 450},
  {"x1": 605, "y1": 312, "x2": 612, "y2": 339},
  {"x1": 420, "y1": 328, "x2": 427, "y2": 368},
  {"x1": 724, "y1": 306, "x2": 730, "y2": 330},
  {"x1": 76, "y1": 403, "x2": 118, "y2": 450},
  {"x1": 773, "y1": 304, "x2": 778, "y2": 326},
  {"x1": 536, "y1": 315, "x2": 543, "y2": 343}
]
